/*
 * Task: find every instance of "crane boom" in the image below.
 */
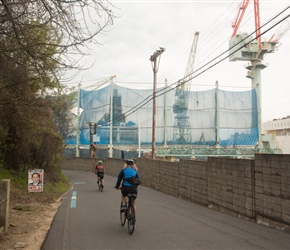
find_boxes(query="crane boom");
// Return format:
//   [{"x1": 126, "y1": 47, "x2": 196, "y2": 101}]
[
  {"x1": 231, "y1": 0, "x2": 261, "y2": 49},
  {"x1": 173, "y1": 31, "x2": 199, "y2": 143},
  {"x1": 179, "y1": 31, "x2": 199, "y2": 91},
  {"x1": 253, "y1": 0, "x2": 261, "y2": 49},
  {"x1": 231, "y1": 0, "x2": 250, "y2": 38},
  {"x1": 269, "y1": 18, "x2": 290, "y2": 42}
]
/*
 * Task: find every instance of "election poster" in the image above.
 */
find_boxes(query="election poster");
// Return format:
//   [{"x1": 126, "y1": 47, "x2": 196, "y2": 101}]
[{"x1": 28, "y1": 169, "x2": 44, "y2": 192}]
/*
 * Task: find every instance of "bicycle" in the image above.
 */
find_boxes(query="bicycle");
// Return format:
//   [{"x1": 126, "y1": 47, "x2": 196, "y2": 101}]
[
  {"x1": 97, "y1": 173, "x2": 104, "y2": 192},
  {"x1": 119, "y1": 191, "x2": 137, "y2": 234},
  {"x1": 97, "y1": 180, "x2": 103, "y2": 192}
]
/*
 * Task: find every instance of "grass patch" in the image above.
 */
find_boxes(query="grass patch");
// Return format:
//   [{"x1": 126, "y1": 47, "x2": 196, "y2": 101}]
[{"x1": 13, "y1": 205, "x2": 32, "y2": 211}]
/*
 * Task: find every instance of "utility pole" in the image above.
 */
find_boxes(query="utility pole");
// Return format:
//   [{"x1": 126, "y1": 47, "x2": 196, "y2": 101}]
[
  {"x1": 164, "y1": 78, "x2": 168, "y2": 148},
  {"x1": 109, "y1": 76, "x2": 115, "y2": 158},
  {"x1": 76, "y1": 83, "x2": 81, "y2": 157},
  {"x1": 215, "y1": 81, "x2": 220, "y2": 148},
  {"x1": 150, "y1": 47, "x2": 165, "y2": 159},
  {"x1": 89, "y1": 122, "x2": 96, "y2": 157}
]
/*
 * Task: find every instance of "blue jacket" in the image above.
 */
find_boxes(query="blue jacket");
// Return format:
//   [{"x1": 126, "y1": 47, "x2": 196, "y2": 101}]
[{"x1": 115, "y1": 166, "x2": 140, "y2": 188}]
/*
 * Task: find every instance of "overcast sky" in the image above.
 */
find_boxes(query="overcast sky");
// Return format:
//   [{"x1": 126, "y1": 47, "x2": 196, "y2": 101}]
[{"x1": 63, "y1": 1, "x2": 290, "y2": 123}]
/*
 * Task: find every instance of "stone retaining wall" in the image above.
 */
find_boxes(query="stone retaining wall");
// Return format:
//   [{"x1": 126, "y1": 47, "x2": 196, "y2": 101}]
[{"x1": 61, "y1": 154, "x2": 290, "y2": 229}]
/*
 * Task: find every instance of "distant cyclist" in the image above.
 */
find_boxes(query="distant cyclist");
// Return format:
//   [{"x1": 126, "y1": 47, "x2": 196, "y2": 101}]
[
  {"x1": 114, "y1": 159, "x2": 140, "y2": 213},
  {"x1": 95, "y1": 160, "x2": 105, "y2": 187}
]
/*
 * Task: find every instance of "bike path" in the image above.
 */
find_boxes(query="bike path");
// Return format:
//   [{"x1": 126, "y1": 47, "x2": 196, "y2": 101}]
[{"x1": 42, "y1": 170, "x2": 290, "y2": 250}]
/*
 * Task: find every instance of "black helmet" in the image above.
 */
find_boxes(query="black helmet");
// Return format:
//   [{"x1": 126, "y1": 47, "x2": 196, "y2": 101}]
[{"x1": 125, "y1": 158, "x2": 134, "y2": 165}]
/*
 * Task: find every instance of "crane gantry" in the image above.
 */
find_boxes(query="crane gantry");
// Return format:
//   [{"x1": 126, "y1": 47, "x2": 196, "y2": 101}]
[{"x1": 173, "y1": 31, "x2": 199, "y2": 143}]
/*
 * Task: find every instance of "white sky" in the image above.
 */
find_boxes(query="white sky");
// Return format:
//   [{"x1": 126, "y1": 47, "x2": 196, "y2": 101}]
[{"x1": 62, "y1": 0, "x2": 290, "y2": 123}]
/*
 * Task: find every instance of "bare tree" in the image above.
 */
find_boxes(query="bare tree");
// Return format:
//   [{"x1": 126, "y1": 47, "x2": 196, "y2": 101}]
[
  {"x1": 0, "y1": 0, "x2": 116, "y2": 90},
  {"x1": 0, "y1": 0, "x2": 116, "y2": 171}
]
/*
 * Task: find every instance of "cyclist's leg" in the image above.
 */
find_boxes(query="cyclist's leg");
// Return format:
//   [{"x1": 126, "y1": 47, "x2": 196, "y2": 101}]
[
  {"x1": 121, "y1": 195, "x2": 126, "y2": 205},
  {"x1": 121, "y1": 186, "x2": 128, "y2": 202},
  {"x1": 121, "y1": 186, "x2": 129, "y2": 210},
  {"x1": 101, "y1": 173, "x2": 104, "y2": 185},
  {"x1": 97, "y1": 172, "x2": 100, "y2": 183}
]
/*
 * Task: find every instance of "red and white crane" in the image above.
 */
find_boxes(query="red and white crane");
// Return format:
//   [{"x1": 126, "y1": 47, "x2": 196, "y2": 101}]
[
  {"x1": 229, "y1": 0, "x2": 289, "y2": 151},
  {"x1": 268, "y1": 17, "x2": 290, "y2": 43}
]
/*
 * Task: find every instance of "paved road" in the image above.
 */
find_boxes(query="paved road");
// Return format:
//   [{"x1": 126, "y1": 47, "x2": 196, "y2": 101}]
[{"x1": 42, "y1": 170, "x2": 290, "y2": 250}]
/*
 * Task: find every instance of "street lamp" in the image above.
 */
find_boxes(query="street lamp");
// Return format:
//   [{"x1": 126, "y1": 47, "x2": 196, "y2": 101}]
[{"x1": 150, "y1": 47, "x2": 165, "y2": 159}]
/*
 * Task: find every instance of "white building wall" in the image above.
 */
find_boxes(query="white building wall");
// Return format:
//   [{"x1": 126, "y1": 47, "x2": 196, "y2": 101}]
[
  {"x1": 263, "y1": 116, "x2": 290, "y2": 154},
  {"x1": 263, "y1": 116, "x2": 290, "y2": 132},
  {"x1": 275, "y1": 136, "x2": 290, "y2": 154}
]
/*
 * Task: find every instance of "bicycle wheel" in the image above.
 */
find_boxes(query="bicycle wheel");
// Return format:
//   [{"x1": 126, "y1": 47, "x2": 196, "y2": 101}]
[
  {"x1": 127, "y1": 203, "x2": 135, "y2": 234},
  {"x1": 120, "y1": 203, "x2": 126, "y2": 226},
  {"x1": 100, "y1": 183, "x2": 103, "y2": 192}
]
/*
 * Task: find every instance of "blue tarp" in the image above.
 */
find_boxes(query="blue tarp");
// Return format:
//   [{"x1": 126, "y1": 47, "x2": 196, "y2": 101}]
[{"x1": 66, "y1": 83, "x2": 258, "y2": 146}]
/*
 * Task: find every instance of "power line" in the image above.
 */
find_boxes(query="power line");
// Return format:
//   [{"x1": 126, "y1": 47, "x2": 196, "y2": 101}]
[
  {"x1": 108, "y1": 9, "x2": 290, "y2": 125},
  {"x1": 75, "y1": 5, "x2": 290, "y2": 128}
]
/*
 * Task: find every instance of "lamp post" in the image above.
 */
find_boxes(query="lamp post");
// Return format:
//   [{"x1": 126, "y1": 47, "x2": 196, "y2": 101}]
[{"x1": 150, "y1": 47, "x2": 165, "y2": 159}]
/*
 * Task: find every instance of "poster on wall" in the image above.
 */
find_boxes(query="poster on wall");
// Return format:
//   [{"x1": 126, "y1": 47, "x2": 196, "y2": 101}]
[{"x1": 28, "y1": 169, "x2": 44, "y2": 192}]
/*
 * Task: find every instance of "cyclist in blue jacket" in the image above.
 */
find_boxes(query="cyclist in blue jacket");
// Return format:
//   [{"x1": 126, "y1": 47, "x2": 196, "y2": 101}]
[{"x1": 114, "y1": 159, "x2": 140, "y2": 212}]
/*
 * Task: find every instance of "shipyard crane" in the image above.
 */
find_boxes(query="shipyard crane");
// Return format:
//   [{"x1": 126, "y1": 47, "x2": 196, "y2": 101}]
[
  {"x1": 229, "y1": 0, "x2": 289, "y2": 150},
  {"x1": 269, "y1": 17, "x2": 290, "y2": 43},
  {"x1": 173, "y1": 31, "x2": 199, "y2": 143},
  {"x1": 229, "y1": 0, "x2": 280, "y2": 64}
]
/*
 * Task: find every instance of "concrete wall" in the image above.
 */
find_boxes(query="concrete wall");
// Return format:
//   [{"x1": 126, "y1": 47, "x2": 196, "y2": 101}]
[
  {"x1": 255, "y1": 154, "x2": 290, "y2": 226},
  {"x1": 61, "y1": 154, "x2": 290, "y2": 229}
]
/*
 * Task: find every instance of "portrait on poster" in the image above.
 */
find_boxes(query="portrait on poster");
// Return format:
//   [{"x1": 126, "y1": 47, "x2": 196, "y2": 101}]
[{"x1": 28, "y1": 169, "x2": 44, "y2": 192}]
